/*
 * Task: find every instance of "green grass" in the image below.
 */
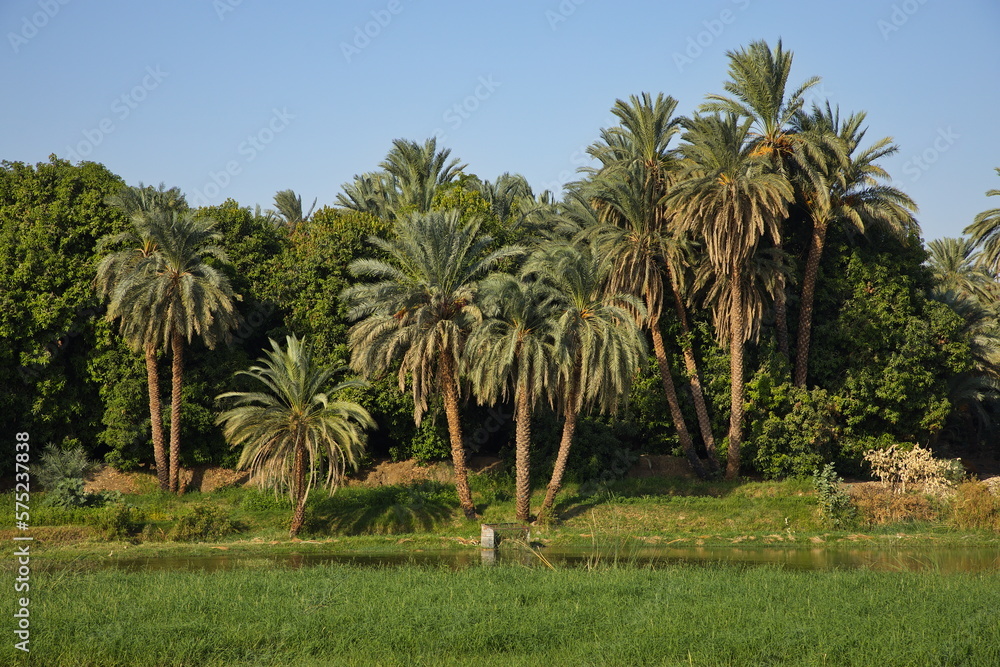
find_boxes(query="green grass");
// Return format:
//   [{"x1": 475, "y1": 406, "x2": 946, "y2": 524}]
[
  {"x1": 6, "y1": 562, "x2": 1000, "y2": 666},
  {"x1": 8, "y1": 474, "x2": 1000, "y2": 561}
]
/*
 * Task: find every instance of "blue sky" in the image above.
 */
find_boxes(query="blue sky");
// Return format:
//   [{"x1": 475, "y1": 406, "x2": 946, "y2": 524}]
[{"x1": 2, "y1": 0, "x2": 998, "y2": 242}]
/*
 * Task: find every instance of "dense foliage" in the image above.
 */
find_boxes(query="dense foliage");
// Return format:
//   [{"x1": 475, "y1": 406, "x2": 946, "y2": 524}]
[{"x1": 4, "y1": 42, "x2": 999, "y2": 491}]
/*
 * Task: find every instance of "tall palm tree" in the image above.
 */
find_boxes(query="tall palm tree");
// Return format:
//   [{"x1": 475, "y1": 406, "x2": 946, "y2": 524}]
[
  {"x1": 670, "y1": 113, "x2": 793, "y2": 479},
  {"x1": 790, "y1": 104, "x2": 917, "y2": 387},
  {"x1": 340, "y1": 209, "x2": 521, "y2": 518},
  {"x1": 465, "y1": 275, "x2": 555, "y2": 522},
  {"x1": 271, "y1": 189, "x2": 317, "y2": 231},
  {"x1": 964, "y1": 168, "x2": 1000, "y2": 273},
  {"x1": 107, "y1": 211, "x2": 239, "y2": 492},
  {"x1": 701, "y1": 39, "x2": 821, "y2": 360},
  {"x1": 216, "y1": 335, "x2": 373, "y2": 537},
  {"x1": 96, "y1": 203, "x2": 174, "y2": 489},
  {"x1": 522, "y1": 243, "x2": 646, "y2": 520},
  {"x1": 581, "y1": 93, "x2": 717, "y2": 476}
]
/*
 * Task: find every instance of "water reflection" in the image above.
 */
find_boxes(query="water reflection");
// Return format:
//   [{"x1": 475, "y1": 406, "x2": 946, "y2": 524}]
[{"x1": 46, "y1": 545, "x2": 1000, "y2": 574}]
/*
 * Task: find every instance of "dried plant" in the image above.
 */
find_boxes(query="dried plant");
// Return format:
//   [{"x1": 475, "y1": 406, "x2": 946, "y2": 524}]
[{"x1": 863, "y1": 444, "x2": 964, "y2": 497}]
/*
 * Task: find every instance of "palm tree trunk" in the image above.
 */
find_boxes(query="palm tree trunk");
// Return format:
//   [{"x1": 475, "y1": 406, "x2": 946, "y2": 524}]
[
  {"x1": 726, "y1": 282, "x2": 747, "y2": 480},
  {"x1": 169, "y1": 331, "x2": 184, "y2": 494},
  {"x1": 538, "y1": 389, "x2": 579, "y2": 522},
  {"x1": 650, "y1": 315, "x2": 707, "y2": 479},
  {"x1": 774, "y1": 280, "x2": 790, "y2": 360},
  {"x1": 774, "y1": 236, "x2": 790, "y2": 361},
  {"x1": 794, "y1": 219, "x2": 829, "y2": 388},
  {"x1": 289, "y1": 435, "x2": 307, "y2": 537},
  {"x1": 666, "y1": 267, "x2": 719, "y2": 473},
  {"x1": 144, "y1": 344, "x2": 169, "y2": 491},
  {"x1": 439, "y1": 350, "x2": 477, "y2": 519},
  {"x1": 514, "y1": 385, "x2": 532, "y2": 523}
]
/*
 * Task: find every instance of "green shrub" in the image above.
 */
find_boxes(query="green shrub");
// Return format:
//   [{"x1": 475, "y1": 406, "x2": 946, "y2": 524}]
[
  {"x1": 91, "y1": 503, "x2": 146, "y2": 540},
  {"x1": 812, "y1": 464, "x2": 856, "y2": 529},
  {"x1": 311, "y1": 482, "x2": 458, "y2": 535},
  {"x1": 469, "y1": 470, "x2": 513, "y2": 506},
  {"x1": 36, "y1": 442, "x2": 98, "y2": 490},
  {"x1": 237, "y1": 488, "x2": 290, "y2": 512},
  {"x1": 42, "y1": 477, "x2": 123, "y2": 509},
  {"x1": 752, "y1": 387, "x2": 840, "y2": 479},
  {"x1": 168, "y1": 504, "x2": 245, "y2": 541}
]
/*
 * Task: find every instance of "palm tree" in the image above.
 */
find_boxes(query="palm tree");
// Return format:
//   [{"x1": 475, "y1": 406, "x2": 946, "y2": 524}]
[
  {"x1": 340, "y1": 209, "x2": 522, "y2": 517},
  {"x1": 380, "y1": 137, "x2": 466, "y2": 214},
  {"x1": 964, "y1": 168, "x2": 1000, "y2": 273},
  {"x1": 927, "y1": 237, "x2": 998, "y2": 304},
  {"x1": 465, "y1": 275, "x2": 555, "y2": 522},
  {"x1": 106, "y1": 182, "x2": 188, "y2": 216},
  {"x1": 701, "y1": 39, "x2": 821, "y2": 360},
  {"x1": 271, "y1": 189, "x2": 317, "y2": 231},
  {"x1": 96, "y1": 201, "x2": 174, "y2": 489},
  {"x1": 790, "y1": 104, "x2": 917, "y2": 387},
  {"x1": 581, "y1": 93, "x2": 717, "y2": 476},
  {"x1": 336, "y1": 171, "x2": 399, "y2": 220},
  {"x1": 522, "y1": 243, "x2": 646, "y2": 520},
  {"x1": 670, "y1": 113, "x2": 793, "y2": 479},
  {"x1": 216, "y1": 335, "x2": 373, "y2": 537},
  {"x1": 107, "y1": 211, "x2": 239, "y2": 492},
  {"x1": 474, "y1": 172, "x2": 535, "y2": 225}
]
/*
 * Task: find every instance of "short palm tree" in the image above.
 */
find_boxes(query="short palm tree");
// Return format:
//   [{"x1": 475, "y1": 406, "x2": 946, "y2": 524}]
[
  {"x1": 522, "y1": 243, "x2": 646, "y2": 520},
  {"x1": 790, "y1": 104, "x2": 917, "y2": 387},
  {"x1": 465, "y1": 275, "x2": 555, "y2": 522},
  {"x1": 216, "y1": 335, "x2": 373, "y2": 537},
  {"x1": 670, "y1": 113, "x2": 793, "y2": 479},
  {"x1": 340, "y1": 209, "x2": 522, "y2": 518},
  {"x1": 107, "y1": 211, "x2": 239, "y2": 492}
]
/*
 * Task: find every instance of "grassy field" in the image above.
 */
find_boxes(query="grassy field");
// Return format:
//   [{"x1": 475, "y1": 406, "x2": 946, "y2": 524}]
[{"x1": 5, "y1": 562, "x2": 1000, "y2": 666}]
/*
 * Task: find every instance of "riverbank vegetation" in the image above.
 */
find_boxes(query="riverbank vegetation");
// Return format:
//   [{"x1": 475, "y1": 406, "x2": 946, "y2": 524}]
[{"x1": 4, "y1": 40, "x2": 1000, "y2": 532}]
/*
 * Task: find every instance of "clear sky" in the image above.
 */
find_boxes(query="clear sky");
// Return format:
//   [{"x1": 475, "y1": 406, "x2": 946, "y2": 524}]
[{"x1": 2, "y1": 0, "x2": 998, "y2": 242}]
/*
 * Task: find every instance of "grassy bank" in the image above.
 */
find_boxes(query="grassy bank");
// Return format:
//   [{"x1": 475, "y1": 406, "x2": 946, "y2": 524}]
[
  {"x1": 7, "y1": 562, "x2": 1000, "y2": 666},
  {"x1": 7, "y1": 475, "x2": 1000, "y2": 564}
]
